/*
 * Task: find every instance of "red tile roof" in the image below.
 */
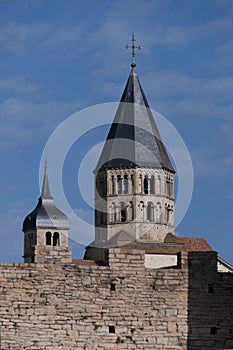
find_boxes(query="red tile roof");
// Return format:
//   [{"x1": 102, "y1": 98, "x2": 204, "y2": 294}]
[
  {"x1": 164, "y1": 233, "x2": 213, "y2": 252},
  {"x1": 182, "y1": 238, "x2": 213, "y2": 252}
]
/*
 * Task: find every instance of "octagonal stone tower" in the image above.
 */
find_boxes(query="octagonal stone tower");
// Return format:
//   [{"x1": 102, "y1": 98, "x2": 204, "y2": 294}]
[{"x1": 85, "y1": 63, "x2": 175, "y2": 260}]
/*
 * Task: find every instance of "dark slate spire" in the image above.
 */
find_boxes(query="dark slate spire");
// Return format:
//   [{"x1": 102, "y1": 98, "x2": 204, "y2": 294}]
[
  {"x1": 96, "y1": 66, "x2": 175, "y2": 173},
  {"x1": 22, "y1": 163, "x2": 69, "y2": 231}
]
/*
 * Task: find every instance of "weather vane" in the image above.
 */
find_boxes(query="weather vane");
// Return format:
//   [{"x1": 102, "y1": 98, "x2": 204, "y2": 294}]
[{"x1": 124, "y1": 33, "x2": 142, "y2": 67}]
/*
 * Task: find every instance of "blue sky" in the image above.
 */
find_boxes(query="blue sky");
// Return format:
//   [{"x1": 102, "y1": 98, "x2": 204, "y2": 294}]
[{"x1": 0, "y1": 0, "x2": 233, "y2": 263}]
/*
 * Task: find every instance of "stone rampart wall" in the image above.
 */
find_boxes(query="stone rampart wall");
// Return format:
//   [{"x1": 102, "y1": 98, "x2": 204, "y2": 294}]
[
  {"x1": 0, "y1": 249, "x2": 232, "y2": 349},
  {"x1": 0, "y1": 248, "x2": 188, "y2": 349},
  {"x1": 187, "y1": 251, "x2": 233, "y2": 350}
]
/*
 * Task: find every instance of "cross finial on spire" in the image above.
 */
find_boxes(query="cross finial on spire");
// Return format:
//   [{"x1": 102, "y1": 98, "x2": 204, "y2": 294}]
[
  {"x1": 124, "y1": 33, "x2": 142, "y2": 68},
  {"x1": 44, "y1": 159, "x2": 48, "y2": 174}
]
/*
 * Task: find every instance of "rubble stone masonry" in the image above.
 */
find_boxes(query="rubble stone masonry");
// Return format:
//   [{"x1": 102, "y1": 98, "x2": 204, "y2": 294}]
[{"x1": 0, "y1": 248, "x2": 232, "y2": 349}]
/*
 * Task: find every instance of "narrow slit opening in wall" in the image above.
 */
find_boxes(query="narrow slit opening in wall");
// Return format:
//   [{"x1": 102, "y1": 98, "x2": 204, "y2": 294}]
[
  {"x1": 208, "y1": 284, "x2": 214, "y2": 293},
  {"x1": 109, "y1": 326, "x2": 115, "y2": 333},
  {"x1": 110, "y1": 283, "x2": 116, "y2": 291},
  {"x1": 210, "y1": 327, "x2": 218, "y2": 335}
]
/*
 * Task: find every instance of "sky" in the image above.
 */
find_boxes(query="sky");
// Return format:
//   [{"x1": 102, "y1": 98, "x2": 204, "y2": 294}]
[{"x1": 0, "y1": 0, "x2": 233, "y2": 264}]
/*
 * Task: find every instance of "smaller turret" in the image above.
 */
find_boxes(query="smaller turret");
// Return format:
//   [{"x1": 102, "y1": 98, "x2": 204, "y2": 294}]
[{"x1": 22, "y1": 162, "x2": 71, "y2": 263}]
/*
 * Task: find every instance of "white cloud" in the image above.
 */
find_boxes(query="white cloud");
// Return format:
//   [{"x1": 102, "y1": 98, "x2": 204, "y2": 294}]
[
  {"x1": 191, "y1": 145, "x2": 233, "y2": 178},
  {"x1": 0, "y1": 10, "x2": 229, "y2": 69},
  {"x1": 0, "y1": 22, "x2": 50, "y2": 55},
  {"x1": 0, "y1": 9, "x2": 232, "y2": 180},
  {"x1": 0, "y1": 21, "x2": 87, "y2": 61},
  {"x1": 89, "y1": 19, "x2": 196, "y2": 63},
  {"x1": 143, "y1": 69, "x2": 233, "y2": 99},
  {"x1": 0, "y1": 96, "x2": 82, "y2": 149},
  {"x1": 0, "y1": 75, "x2": 41, "y2": 96},
  {"x1": 39, "y1": 23, "x2": 87, "y2": 61},
  {"x1": 139, "y1": 69, "x2": 233, "y2": 123}
]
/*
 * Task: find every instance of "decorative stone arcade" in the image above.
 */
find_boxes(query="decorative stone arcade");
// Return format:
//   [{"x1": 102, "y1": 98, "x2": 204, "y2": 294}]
[{"x1": 95, "y1": 166, "x2": 174, "y2": 245}]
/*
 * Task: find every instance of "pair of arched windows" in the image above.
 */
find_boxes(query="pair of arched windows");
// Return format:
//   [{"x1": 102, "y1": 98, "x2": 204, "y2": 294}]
[
  {"x1": 117, "y1": 175, "x2": 129, "y2": 194},
  {"x1": 110, "y1": 201, "x2": 134, "y2": 223},
  {"x1": 139, "y1": 201, "x2": 154, "y2": 222},
  {"x1": 142, "y1": 175, "x2": 156, "y2": 194},
  {"x1": 120, "y1": 202, "x2": 126, "y2": 222},
  {"x1": 147, "y1": 202, "x2": 154, "y2": 222},
  {"x1": 45, "y1": 232, "x2": 60, "y2": 246}
]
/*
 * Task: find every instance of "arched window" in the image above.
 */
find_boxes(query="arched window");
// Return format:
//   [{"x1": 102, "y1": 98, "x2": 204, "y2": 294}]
[
  {"x1": 129, "y1": 201, "x2": 134, "y2": 221},
  {"x1": 123, "y1": 175, "x2": 128, "y2": 194},
  {"x1": 150, "y1": 175, "x2": 155, "y2": 194},
  {"x1": 117, "y1": 175, "x2": 122, "y2": 194},
  {"x1": 147, "y1": 202, "x2": 154, "y2": 222},
  {"x1": 131, "y1": 174, "x2": 134, "y2": 194},
  {"x1": 166, "y1": 181, "x2": 171, "y2": 197},
  {"x1": 120, "y1": 202, "x2": 126, "y2": 222},
  {"x1": 144, "y1": 176, "x2": 148, "y2": 194},
  {"x1": 139, "y1": 201, "x2": 144, "y2": 221},
  {"x1": 46, "y1": 231, "x2": 52, "y2": 246},
  {"x1": 53, "y1": 232, "x2": 60, "y2": 246},
  {"x1": 170, "y1": 181, "x2": 174, "y2": 197}
]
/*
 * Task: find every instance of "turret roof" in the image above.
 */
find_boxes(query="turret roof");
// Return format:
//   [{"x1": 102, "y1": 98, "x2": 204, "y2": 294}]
[{"x1": 22, "y1": 163, "x2": 69, "y2": 232}]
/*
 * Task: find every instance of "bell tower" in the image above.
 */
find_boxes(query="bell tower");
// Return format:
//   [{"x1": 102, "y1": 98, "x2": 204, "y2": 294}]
[
  {"x1": 85, "y1": 35, "x2": 175, "y2": 260},
  {"x1": 22, "y1": 162, "x2": 72, "y2": 263}
]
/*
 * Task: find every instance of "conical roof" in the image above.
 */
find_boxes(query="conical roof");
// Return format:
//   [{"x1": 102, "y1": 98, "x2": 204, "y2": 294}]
[
  {"x1": 96, "y1": 66, "x2": 175, "y2": 173},
  {"x1": 22, "y1": 163, "x2": 69, "y2": 232}
]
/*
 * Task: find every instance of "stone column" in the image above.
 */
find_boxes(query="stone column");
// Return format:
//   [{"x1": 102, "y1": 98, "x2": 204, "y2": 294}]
[
  {"x1": 115, "y1": 205, "x2": 120, "y2": 221},
  {"x1": 115, "y1": 176, "x2": 118, "y2": 195},
  {"x1": 138, "y1": 175, "x2": 142, "y2": 194},
  {"x1": 148, "y1": 176, "x2": 151, "y2": 194},
  {"x1": 107, "y1": 175, "x2": 111, "y2": 196},
  {"x1": 120, "y1": 174, "x2": 124, "y2": 194},
  {"x1": 135, "y1": 172, "x2": 139, "y2": 194}
]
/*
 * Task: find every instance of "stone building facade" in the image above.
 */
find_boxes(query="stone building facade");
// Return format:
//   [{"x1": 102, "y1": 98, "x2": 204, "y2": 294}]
[{"x1": 0, "y1": 55, "x2": 232, "y2": 349}]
